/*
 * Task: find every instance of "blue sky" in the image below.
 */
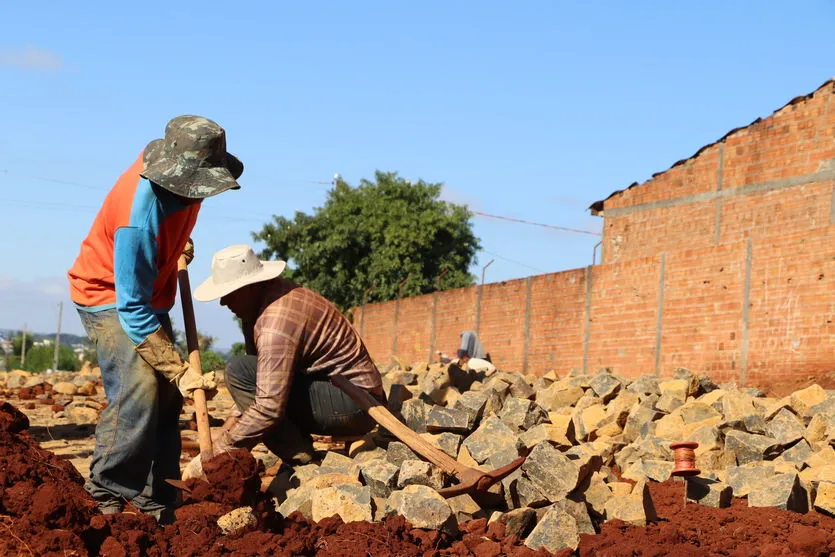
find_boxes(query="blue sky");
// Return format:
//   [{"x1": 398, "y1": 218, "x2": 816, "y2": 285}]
[{"x1": 1, "y1": 1, "x2": 833, "y2": 349}]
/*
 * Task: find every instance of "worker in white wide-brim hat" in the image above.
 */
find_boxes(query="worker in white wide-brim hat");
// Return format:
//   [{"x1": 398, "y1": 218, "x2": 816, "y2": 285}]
[{"x1": 183, "y1": 244, "x2": 385, "y2": 478}]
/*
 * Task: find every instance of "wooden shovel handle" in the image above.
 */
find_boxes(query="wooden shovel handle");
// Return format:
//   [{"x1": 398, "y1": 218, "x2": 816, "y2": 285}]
[
  {"x1": 330, "y1": 375, "x2": 470, "y2": 479},
  {"x1": 177, "y1": 254, "x2": 213, "y2": 460}
]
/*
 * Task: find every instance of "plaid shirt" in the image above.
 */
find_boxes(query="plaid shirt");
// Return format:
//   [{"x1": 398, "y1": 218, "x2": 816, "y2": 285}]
[{"x1": 223, "y1": 278, "x2": 383, "y2": 447}]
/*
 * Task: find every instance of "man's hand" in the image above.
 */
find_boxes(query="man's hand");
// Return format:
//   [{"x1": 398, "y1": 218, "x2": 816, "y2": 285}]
[
  {"x1": 176, "y1": 368, "x2": 217, "y2": 399},
  {"x1": 182, "y1": 432, "x2": 234, "y2": 480},
  {"x1": 182, "y1": 238, "x2": 195, "y2": 265}
]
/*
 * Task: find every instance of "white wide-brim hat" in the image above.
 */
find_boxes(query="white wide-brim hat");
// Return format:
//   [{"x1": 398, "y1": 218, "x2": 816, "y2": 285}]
[{"x1": 194, "y1": 244, "x2": 286, "y2": 302}]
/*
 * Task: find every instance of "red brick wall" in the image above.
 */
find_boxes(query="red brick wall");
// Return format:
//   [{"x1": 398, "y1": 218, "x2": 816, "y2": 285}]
[{"x1": 352, "y1": 82, "x2": 835, "y2": 386}]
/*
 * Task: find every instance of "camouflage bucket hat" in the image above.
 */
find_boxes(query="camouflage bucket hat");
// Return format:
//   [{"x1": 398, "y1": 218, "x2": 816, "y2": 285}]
[{"x1": 140, "y1": 115, "x2": 244, "y2": 199}]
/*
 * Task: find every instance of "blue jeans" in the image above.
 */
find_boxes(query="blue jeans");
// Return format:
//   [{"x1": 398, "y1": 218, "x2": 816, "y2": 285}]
[{"x1": 77, "y1": 309, "x2": 182, "y2": 512}]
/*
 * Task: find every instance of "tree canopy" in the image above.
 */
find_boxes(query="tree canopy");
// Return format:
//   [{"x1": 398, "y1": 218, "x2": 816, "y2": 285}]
[{"x1": 252, "y1": 171, "x2": 481, "y2": 311}]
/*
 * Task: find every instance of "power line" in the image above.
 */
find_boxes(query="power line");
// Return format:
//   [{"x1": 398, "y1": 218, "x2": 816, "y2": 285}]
[
  {"x1": 471, "y1": 210, "x2": 601, "y2": 236},
  {"x1": 481, "y1": 249, "x2": 544, "y2": 274}
]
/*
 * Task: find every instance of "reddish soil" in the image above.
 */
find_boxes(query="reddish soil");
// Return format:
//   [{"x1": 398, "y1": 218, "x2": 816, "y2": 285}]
[
  {"x1": 2, "y1": 400, "x2": 834, "y2": 556},
  {"x1": 578, "y1": 480, "x2": 835, "y2": 556}
]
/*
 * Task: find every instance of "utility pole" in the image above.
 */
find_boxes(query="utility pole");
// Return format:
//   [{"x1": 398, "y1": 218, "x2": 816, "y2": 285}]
[
  {"x1": 20, "y1": 324, "x2": 27, "y2": 367},
  {"x1": 52, "y1": 302, "x2": 63, "y2": 372}
]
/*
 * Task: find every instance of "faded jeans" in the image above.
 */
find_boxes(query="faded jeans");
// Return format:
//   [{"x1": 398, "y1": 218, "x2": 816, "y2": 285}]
[
  {"x1": 225, "y1": 355, "x2": 379, "y2": 456},
  {"x1": 77, "y1": 309, "x2": 182, "y2": 512}
]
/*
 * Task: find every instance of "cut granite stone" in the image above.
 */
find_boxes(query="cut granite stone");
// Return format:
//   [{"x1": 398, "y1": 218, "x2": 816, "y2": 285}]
[
  {"x1": 537, "y1": 385, "x2": 585, "y2": 412},
  {"x1": 655, "y1": 393, "x2": 685, "y2": 414},
  {"x1": 524, "y1": 504, "x2": 582, "y2": 552},
  {"x1": 775, "y1": 439, "x2": 813, "y2": 469},
  {"x1": 462, "y1": 415, "x2": 522, "y2": 464},
  {"x1": 725, "y1": 430, "x2": 782, "y2": 465},
  {"x1": 813, "y1": 482, "x2": 835, "y2": 516},
  {"x1": 679, "y1": 402, "x2": 722, "y2": 425},
  {"x1": 319, "y1": 451, "x2": 362, "y2": 479},
  {"x1": 447, "y1": 493, "x2": 485, "y2": 523},
  {"x1": 360, "y1": 459, "x2": 400, "y2": 498},
  {"x1": 419, "y1": 432, "x2": 462, "y2": 459},
  {"x1": 604, "y1": 480, "x2": 657, "y2": 526},
  {"x1": 622, "y1": 459, "x2": 674, "y2": 483},
  {"x1": 311, "y1": 485, "x2": 373, "y2": 523},
  {"x1": 767, "y1": 408, "x2": 806, "y2": 446},
  {"x1": 490, "y1": 507, "x2": 536, "y2": 538},
  {"x1": 749, "y1": 473, "x2": 809, "y2": 513},
  {"x1": 425, "y1": 406, "x2": 470, "y2": 434},
  {"x1": 790, "y1": 384, "x2": 828, "y2": 418},
  {"x1": 385, "y1": 485, "x2": 457, "y2": 534},
  {"x1": 627, "y1": 375, "x2": 661, "y2": 396},
  {"x1": 453, "y1": 390, "x2": 489, "y2": 428},
  {"x1": 397, "y1": 459, "x2": 444, "y2": 491},
  {"x1": 399, "y1": 398, "x2": 428, "y2": 433},
  {"x1": 522, "y1": 441, "x2": 595, "y2": 503},
  {"x1": 277, "y1": 485, "x2": 314, "y2": 519},
  {"x1": 623, "y1": 405, "x2": 662, "y2": 442},
  {"x1": 519, "y1": 423, "x2": 574, "y2": 450},
  {"x1": 727, "y1": 462, "x2": 776, "y2": 497},
  {"x1": 499, "y1": 397, "x2": 549, "y2": 431},
  {"x1": 386, "y1": 441, "x2": 419, "y2": 467},
  {"x1": 589, "y1": 373, "x2": 622, "y2": 402},
  {"x1": 503, "y1": 470, "x2": 550, "y2": 509},
  {"x1": 686, "y1": 477, "x2": 731, "y2": 508}
]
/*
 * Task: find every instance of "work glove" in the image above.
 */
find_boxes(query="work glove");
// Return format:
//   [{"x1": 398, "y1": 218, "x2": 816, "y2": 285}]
[
  {"x1": 135, "y1": 327, "x2": 215, "y2": 398},
  {"x1": 182, "y1": 432, "x2": 233, "y2": 480},
  {"x1": 182, "y1": 238, "x2": 195, "y2": 265}
]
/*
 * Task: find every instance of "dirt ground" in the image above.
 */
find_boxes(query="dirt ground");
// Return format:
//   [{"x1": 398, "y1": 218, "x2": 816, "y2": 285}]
[{"x1": 1, "y1": 383, "x2": 834, "y2": 556}]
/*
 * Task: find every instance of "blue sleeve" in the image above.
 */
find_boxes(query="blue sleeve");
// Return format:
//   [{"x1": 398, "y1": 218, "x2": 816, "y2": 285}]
[{"x1": 114, "y1": 226, "x2": 161, "y2": 344}]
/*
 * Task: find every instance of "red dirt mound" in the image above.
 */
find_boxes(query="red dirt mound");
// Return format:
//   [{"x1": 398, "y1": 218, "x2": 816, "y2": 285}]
[{"x1": 577, "y1": 479, "x2": 835, "y2": 556}]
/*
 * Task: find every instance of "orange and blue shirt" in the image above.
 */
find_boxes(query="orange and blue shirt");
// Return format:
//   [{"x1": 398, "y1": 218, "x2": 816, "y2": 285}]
[{"x1": 67, "y1": 154, "x2": 200, "y2": 345}]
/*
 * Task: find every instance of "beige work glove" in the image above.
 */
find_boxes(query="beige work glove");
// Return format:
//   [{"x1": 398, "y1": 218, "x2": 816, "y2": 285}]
[
  {"x1": 182, "y1": 432, "x2": 233, "y2": 480},
  {"x1": 182, "y1": 238, "x2": 195, "y2": 265},
  {"x1": 135, "y1": 327, "x2": 216, "y2": 397}
]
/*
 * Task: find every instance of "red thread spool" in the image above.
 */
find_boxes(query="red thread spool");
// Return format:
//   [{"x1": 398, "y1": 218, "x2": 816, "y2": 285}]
[{"x1": 670, "y1": 441, "x2": 700, "y2": 477}]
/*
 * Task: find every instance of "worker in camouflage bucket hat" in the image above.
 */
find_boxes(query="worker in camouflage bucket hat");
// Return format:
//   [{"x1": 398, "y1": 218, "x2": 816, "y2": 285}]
[{"x1": 67, "y1": 115, "x2": 243, "y2": 523}]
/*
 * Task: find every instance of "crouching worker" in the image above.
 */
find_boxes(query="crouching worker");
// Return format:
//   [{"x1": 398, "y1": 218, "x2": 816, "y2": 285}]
[{"x1": 186, "y1": 244, "x2": 385, "y2": 474}]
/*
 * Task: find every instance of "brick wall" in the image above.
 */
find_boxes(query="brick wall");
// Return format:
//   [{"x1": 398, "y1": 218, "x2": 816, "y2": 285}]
[{"x1": 352, "y1": 80, "x2": 835, "y2": 386}]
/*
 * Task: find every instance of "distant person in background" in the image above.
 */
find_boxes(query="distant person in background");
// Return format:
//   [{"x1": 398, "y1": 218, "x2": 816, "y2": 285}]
[{"x1": 457, "y1": 330, "x2": 495, "y2": 372}]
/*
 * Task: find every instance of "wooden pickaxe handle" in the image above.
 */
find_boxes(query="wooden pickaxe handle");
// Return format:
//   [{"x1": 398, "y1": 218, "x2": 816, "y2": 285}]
[
  {"x1": 177, "y1": 254, "x2": 213, "y2": 461},
  {"x1": 330, "y1": 375, "x2": 474, "y2": 480}
]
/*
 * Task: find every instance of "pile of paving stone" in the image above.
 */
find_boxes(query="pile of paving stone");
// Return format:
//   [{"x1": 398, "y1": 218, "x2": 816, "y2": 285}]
[
  {"x1": 262, "y1": 361, "x2": 835, "y2": 553},
  {"x1": 0, "y1": 368, "x2": 104, "y2": 424}
]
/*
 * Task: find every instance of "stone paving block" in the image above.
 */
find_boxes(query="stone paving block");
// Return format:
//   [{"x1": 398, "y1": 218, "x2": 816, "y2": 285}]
[
  {"x1": 622, "y1": 459, "x2": 674, "y2": 483},
  {"x1": 686, "y1": 477, "x2": 731, "y2": 508},
  {"x1": 462, "y1": 415, "x2": 522, "y2": 464},
  {"x1": 790, "y1": 384, "x2": 828, "y2": 418},
  {"x1": 425, "y1": 406, "x2": 470, "y2": 434},
  {"x1": 805, "y1": 446, "x2": 835, "y2": 469},
  {"x1": 725, "y1": 430, "x2": 782, "y2": 464},
  {"x1": 813, "y1": 481, "x2": 835, "y2": 516},
  {"x1": 385, "y1": 485, "x2": 457, "y2": 534},
  {"x1": 490, "y1": 507, "x2": 536, "y2": 538},
  {"x1": 658, "y1": 379, "x2": 689, "y2": 401},
  {"x1": 604, "y1": 480, "x2": 657, "y2": 526},
  {"x1": 679, "y1": 402, "x2": 722, "y2": 425},
  {"x1": 749, "y1": 473, "x2": 809, "y2": 513},
  {"x1": 319, "y1": 451, "x2": 361, "y2": 479},
  {"x1": 277, "y1": 485, "x2": 314, "y2": 519},
  {"x1": 583, "y1": 477, "x2": 613, "y2": 518},
  {"x1": 311, "y1": 485, "x2": 373, "y2": 523},
  {"x1": 727, "y1": 462, "x2": 776, "y2": 497},
  {"x1": 399, "y1": 398, "x2": 428, "y2": 433},
  {"x1": 386, "y1": 441, "x2": 419, "y2": 467},
  {"x1": 775, "y1": 439, "x2": 813, "y2": 469},
  {"x1": 655, "y1": 393, "x2": 685, "y2": 414},
  {"x1": 623, "y1": 405, "x2": 662, "y2": 442},
  {"x1": 589, "y1": 373, "x2": 622, "y2": 402},
  {"x1": 447, "y1": 493, "x2": 485, "y2": 523},
  {"x1": 719, "y1": 392, "x2": 757, "y2": 421},
  {"x1": 522, "y1": 441, "x2": 593, "y2": 503},
  {"x1": 767, "y1": 408, "x2": 806, "y2": 446},
  {"x1": 499, "y1": 397, "x2": 549, "y2": 431},
  {"x1": 503, "y1": 471, "x2": 550, "y2": 509},
  {"x1": 397, "y1": 459, "x2": 444, "y2": 491},
  {"x1": 360, "y1": 459, "x2": 399, "y2": 498},
  {"x1": 653, "y1": 413, "x2": 685, "y2": 441},
  {"x1": 524, "y1": 504, "x2": 582, "y2": 552},
  {"x1": 536, "y1": 385, "x2": 585, "y2": 412},
  {"x1": 217, "y1": 506, "x2": 256, "y2": 535},
  {"x1": 519, "y1": 423, "x2": 574, "y2": 450},
  {"x1": 627, "y1": 374, "x2": 661, "y2": 396},
  {"x1": 419, "y1": 432, "x2": 461, "y2": 459},
  {"x1": 453, "y1": 390, "x2": 489, "y2": 427}
]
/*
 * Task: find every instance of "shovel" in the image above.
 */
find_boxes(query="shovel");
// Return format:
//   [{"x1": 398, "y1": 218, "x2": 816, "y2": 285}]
[
  {"x1": 165, "y1": 254, "x2": 213, "y2": 492},
  {"x1": 331, "y1": 375, "x2": 526, "y2": 501}
]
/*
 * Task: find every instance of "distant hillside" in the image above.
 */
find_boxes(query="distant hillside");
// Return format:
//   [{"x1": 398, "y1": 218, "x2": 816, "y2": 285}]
[{"x1": 0, "y1": 328, "x2": 90, "y2": 346}]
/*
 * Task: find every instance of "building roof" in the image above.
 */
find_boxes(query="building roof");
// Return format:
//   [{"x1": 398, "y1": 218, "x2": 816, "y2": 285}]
[{"x1": 588, "y1": 77, "x2": 835, "y2": 216}]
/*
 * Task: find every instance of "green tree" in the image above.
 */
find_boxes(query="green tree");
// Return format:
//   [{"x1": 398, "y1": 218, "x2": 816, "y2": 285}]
[
  {"x1": 21, "y1": 343, "x2": 80, "y2": 373},
  {"x1": 230, "y1": 342, "x2": 247, "y2": 357},
  {"x1": 253, "y1": 171, "x2": 480, "y2": 310}
]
